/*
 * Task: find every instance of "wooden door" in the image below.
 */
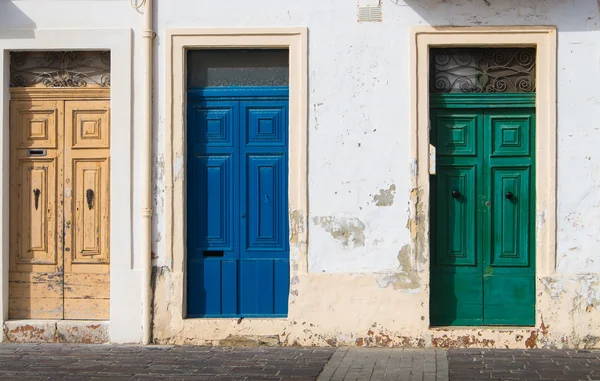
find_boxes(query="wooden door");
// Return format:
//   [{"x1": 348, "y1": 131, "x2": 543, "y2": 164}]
[
  {"x1": 63, "y1": 100, "x2": 110, "y2": 320},
  {"x1": 9, "y1": 95, "x2": 110, "y2": 320},
  {"x1": 430, "y1": 104, "x2": 535, "y2": 326},
  {"x1": 186, "y1": 89, "x2": 290, "y2": 318},
  {"x1": 9, "y1": 100, "x2": 64, "y2": 319}
]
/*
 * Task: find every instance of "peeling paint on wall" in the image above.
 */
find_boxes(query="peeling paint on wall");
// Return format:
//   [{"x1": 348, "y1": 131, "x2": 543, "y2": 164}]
[
  {"x1": 373, "y1": 184, "x2": 396, "y2": 206},
  {"x1": 290, "y1": 210, "x2": 305, "y2": 244},
  {"x1": 313, "y1": 216, "x2": 366, "y2": 248},
  {"x1": 376, "y1": 245, "x2": 421, "y2": 293}
]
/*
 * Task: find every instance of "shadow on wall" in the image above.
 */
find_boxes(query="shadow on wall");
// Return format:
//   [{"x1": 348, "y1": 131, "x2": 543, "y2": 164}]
[
  {"x1": 0, "y1": 1, "x2": 36, "y2": 39},
  {"x1": 394, "y1": 0, "x2": 600, "y2": 32}
]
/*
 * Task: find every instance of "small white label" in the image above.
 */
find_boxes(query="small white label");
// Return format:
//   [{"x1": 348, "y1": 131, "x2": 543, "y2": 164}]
[
  {"x1": 65, "y1": 187, "x2": 71, "y2": 198},
  {"x1": 429, "y1": 144, "x2": 436, "y2": 175}
]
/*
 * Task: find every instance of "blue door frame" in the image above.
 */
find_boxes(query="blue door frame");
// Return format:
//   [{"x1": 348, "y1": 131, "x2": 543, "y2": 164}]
[{"x1": 186, "y1": 86, "x2": 290, "y2": 318}]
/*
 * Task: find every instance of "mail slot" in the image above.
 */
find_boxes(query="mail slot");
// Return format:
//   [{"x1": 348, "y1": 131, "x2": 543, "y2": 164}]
[
  {"x1": 203, "y1": 250, "x2": 224, "y2": 257},
  {"x1": 27, "y1": 149, "x2": 47, "y2": 157}
]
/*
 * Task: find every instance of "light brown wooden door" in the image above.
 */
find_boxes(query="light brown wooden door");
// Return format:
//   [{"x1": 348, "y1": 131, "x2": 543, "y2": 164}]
[{"x1": 9, "y1": 96, "x2": 110, "y2": 320}]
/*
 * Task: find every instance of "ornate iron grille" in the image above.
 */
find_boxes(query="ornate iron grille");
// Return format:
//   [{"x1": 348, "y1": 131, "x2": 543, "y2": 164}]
[
  {"x1": 430, "y1": 48, "x2": 536, "y2": 93},
  {"x1": 10, "y1": 51, "x2": 110, "y2": 88}
]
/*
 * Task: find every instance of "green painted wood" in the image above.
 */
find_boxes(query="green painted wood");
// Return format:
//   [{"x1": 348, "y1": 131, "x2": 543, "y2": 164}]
[
  {"x1": 430, "y1": 97, "x2": 535, "y2": 327},
  {"x1": 430, "y1": 93, "x2": 535, "y2": 109},
  {"x1": 482, "y1": 109, "x2": 535, "y2": 326}
]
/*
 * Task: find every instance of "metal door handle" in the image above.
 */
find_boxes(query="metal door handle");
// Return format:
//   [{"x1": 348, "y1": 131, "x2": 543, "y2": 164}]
[
  {"x1": 33, "y1": 189, "x2": 41, "y2": 210},
  {"x1": 505, "y1": 192, "x2": 514, "y2": 200},
  {"x1": 452, "y1": 190, "x2": 461, "y2": 199},
  {"x1": 86, "y1": 189, "x2": 94, "y2": 209}
]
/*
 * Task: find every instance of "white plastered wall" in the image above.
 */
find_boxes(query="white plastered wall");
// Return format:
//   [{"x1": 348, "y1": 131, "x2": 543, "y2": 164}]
[
  {"x1": 0, "y1": 28, "x2": 140, "y2": 343},
  {"x1": 2, "y1": 0, "x2": 600, "y2": 348}
]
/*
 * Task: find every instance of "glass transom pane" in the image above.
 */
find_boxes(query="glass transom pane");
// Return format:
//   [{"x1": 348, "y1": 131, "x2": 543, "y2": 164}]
[
  {"x1": 187, "y1": 49, "x2": 289, "y2": 88},
  {"x1": 430, "y1": 48, "x2": 536, "y2": 93}
]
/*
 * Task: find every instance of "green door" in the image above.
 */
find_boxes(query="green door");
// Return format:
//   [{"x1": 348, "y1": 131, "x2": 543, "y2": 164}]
[{"x1": 430, "y1": 102, "x2": 536, "y2": 326}]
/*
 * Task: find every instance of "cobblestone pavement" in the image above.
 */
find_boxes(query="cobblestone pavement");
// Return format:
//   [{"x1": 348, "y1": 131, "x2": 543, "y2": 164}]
[
  {"x1": 1, "y1": 344, "x2": 600, "y2": 381},
  {"x1": 316, "y1": 348, "x2": 448, "y2": 381},
  {"x1": 448, "y1": 349, "x2": 600, "y2": 381},
  {"x1": 0, "y1": 344, "x2": 334, "y2": 381}
]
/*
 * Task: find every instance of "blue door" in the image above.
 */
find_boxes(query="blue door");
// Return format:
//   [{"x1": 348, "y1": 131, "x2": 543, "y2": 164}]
[{"x1": 186, "y1": 87, "x2": 290, "y2": 317}]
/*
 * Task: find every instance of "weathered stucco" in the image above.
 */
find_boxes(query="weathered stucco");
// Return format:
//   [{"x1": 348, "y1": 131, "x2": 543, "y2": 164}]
[{"x1": 1, "y1": 0, "x2": 600, "y2": 346}]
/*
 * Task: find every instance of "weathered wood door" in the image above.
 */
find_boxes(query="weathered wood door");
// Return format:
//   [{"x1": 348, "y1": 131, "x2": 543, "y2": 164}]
[
  {"x1": 429, "y1": 100, "x2": 536, "y2": 326},
  {"x1": 9, "y1": 93, "x2": 110, "y2": 320}
]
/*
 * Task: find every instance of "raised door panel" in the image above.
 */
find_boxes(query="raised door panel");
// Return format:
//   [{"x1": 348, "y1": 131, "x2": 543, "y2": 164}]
[
  {"x1": 66, "y1": 101, "x2": 110, "y2": 149},
  {"x1": 190, "y1": 155, "x2": 235, "y2": 254},
  {"x1": 12, "y1": 101, "x2": 59, "y2": 149},
  {"x1": 189, "y1": 102, "x2": 236, "y2": 148},
  {"x1": 245, "y1": 155, "x2": 287, "y2": 256},
  {"x1": 15, "y1": 159, "x2": 58, "y2": 266},
  {"x1": 490, "y1": 167, "x2": 531, "y2": 267},
  {"x1": 488, "y1": 113, "x2": 532, "y2": 157},
  {"x1": 434, "y1": 166, "x2": 477, "y2": 266},
  {"x1": 433, "y1": 112, "x2": 478, "y2": 156},
  {"x1": 71, "y1": 158, "x2": 110, "y2": 265},
  {"x1": 241, "y1": 102, "x2": 288, "y2": 147}
]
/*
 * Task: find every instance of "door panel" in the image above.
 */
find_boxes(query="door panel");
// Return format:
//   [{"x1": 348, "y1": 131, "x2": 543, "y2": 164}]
[
  {"x1": 68, "y1": 103, "x2": 110, "y2": 149},
  {"x1": 187, "y1": 94, "x2": 289, "y2": 318},
  {"x1": 489, "y1": 114, "x2": 532, "y2": 157},
  {"x1": 431, "y1": 106, "x2": 535, "y2": 327},
  {"x1": 434, "y1": 165, "x2": 477, "y2": 266},
  {"x1": 14, "y1": 103, "x2": 58, "y2": 149},
  {"x1": 433, "y1": 113, "x2": 478, "y2": 156},
  {"x1": 16, "y1": 159, "x2": 57, "y2": 265},
  {"x1": 63, "y1": 100, "x2": 111, "y2": 320},
  {"x1": 10, "y1": 100, "x2": 64, "y2": 319},
  {"x1": 246, "y1": 154, "x2": 287, "y2": 254},
  {"x1": 490, "y1": 167, "x2": 530, "y2": 267},
  {"x1": 193, "y1": 155, "x2": 235, "y2": 253}
]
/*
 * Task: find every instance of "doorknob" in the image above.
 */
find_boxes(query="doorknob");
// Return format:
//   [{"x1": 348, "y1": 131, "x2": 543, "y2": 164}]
[
  {"x1": 505, "y1": 192, "x2": 514, "y2": 200},
  {"x1": 86, "y1": 189, "x2": 94, "y2": 209},
  {"x1": 452, "y1": 190, "x2": 461, "y2": 199},
  {"x1": 33, "y1": 189, "x2": 41, "y2": 210}
]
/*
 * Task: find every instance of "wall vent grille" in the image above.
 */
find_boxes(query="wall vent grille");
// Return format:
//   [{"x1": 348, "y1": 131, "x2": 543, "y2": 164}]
[{"x1": 357, "y1": 5, "x2": 382, "y2": 22}]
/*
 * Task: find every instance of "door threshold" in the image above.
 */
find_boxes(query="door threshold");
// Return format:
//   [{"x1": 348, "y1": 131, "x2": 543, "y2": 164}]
[{"x1": 3, "y1": 320, "x2": 109, "y2": 344}]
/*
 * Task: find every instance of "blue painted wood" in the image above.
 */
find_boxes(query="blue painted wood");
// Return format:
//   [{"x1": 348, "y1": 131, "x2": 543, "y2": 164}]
[
  {"x1": 188, "y1": 86, "x2": 289, "y2": 100},
  {"x1": 274, "y1": 260, "x2": 290, "y2": 315},
  {"x1": 187, "y1": 88, "x2": 289, "y2": 318}
]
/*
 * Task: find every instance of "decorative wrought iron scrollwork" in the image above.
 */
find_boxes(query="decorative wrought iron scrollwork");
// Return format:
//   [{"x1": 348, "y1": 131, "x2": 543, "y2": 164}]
[
  {"x1": 430, "y1": 48, "x2": 536, "y2": 93},
  {"x1": 10, "y1": 51, "x2": 110, "y2": 88}
]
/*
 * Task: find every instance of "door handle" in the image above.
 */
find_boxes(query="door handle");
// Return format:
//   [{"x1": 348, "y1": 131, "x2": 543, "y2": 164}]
[
  {"x1": 86, "y1": 189, "x2": 94, "y2": 209},
  {"x1": 505, "y1": 192, "x2": 514, "y2": 200},
  {"x1": 451, "y1": 190, "x2": 461, "y2": 199},
  {"x1": 33, "y1": 189, "x2": 41, "y2": 210}
]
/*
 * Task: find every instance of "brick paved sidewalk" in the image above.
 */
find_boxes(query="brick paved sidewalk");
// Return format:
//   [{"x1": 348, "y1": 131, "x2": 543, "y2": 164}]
[
  {"x1": 317, "y1": 347, "x2": 448, "y2": 381},
  {"x1": 1, "y1": 344, "x2": 600, "y2": 381},
  {"x1": 0, "y1": 344, "x2": 334, "y2": 381},
  {"x1": 448, "y1": 348, "x2": 600, "y2": 381}
]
